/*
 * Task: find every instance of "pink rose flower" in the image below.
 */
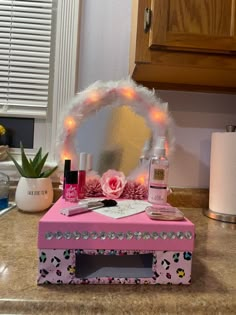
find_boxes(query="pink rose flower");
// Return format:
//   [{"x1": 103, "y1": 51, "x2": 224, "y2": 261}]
[{"x1": 100, "y1": 169, "x2": 127, "y2": 199}]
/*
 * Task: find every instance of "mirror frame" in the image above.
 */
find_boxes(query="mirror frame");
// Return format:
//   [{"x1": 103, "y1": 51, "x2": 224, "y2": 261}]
[{"x1": 56, "y1": 79, "x2": 173, "y2": 177}]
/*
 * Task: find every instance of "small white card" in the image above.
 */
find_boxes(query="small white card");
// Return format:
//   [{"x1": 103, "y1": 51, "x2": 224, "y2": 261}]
[{"x1": 80, "y1": 198, "x2": 151, "y2": 219}]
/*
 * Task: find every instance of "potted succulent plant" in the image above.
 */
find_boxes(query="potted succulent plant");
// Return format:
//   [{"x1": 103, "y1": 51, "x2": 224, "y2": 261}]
[{"x1": 7, "y1": 143, "x2": 58, "y2": 212}]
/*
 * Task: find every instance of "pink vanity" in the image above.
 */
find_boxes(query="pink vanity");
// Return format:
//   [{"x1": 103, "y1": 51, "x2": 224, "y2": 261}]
[{"x1": 38, "y1": 197, "x2": 195, "y2": 285}]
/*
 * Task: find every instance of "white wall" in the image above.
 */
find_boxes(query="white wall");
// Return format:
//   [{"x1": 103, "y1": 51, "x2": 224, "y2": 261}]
[
  {"x1": 77, "y1": 0, "x2": 132, "y2": 170},
  {"x1": 78, "y1": 0, "x2": 131, "y2": 88},
  {"x1": 77, "y1": 0, "x2": 236, "y2": 188},
  {"x1": 158, "y1": 90, "x2": 236, "y2": 188}
]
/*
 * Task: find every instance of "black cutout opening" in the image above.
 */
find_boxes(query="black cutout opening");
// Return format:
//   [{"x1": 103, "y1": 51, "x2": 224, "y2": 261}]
[{"x1": 76, "y1": 253, "x2": 154, "y2": 279}]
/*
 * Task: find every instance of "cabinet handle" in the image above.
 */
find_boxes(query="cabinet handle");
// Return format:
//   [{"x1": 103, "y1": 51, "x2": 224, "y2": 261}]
[{"x1": 144, "y1": 8, "x2": 152, "y2": 33}]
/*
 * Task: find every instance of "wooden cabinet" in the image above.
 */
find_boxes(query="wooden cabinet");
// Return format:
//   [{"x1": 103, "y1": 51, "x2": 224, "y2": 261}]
[{"x1": 130, "y1": 0, "x2": 236, "y2": 92}]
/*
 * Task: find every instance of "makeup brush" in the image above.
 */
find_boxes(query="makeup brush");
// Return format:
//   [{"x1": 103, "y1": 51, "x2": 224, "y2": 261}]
[{"x1": 60, "y1": 199, "x2": 117, "y2": 216}]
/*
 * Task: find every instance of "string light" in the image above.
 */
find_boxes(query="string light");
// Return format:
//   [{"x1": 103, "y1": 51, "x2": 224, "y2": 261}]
[
  {"x1": 149, "y1": 109, "x2": 167, "y2": 123},
  {"x1": 64, "y1": 116, "x2": 76, "y2": 130},
  {"x1": 61, "y1": 152, "x2": 71, "y2": 161},
  {"x1": 58, "y1": 80, "x2": 172, "y2": 182},
  {"x1": 87, "y1": 91, "x2": 101, "y2": 103},
  {"x1": 120, "y1": 87, "x2": 136, "y2": 99},
  {"x1": 136, "y1": 173, "x2": 147, "y2": 185}
]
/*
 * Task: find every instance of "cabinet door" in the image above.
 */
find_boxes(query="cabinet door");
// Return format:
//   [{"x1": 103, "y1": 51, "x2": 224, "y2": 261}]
[{"x1": 149, "y1": 0, "x2": 236, "y2": 53}]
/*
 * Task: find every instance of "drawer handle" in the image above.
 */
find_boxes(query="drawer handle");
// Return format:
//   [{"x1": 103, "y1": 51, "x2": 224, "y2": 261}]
[{"x1": 144, "y1": 7, "x2": 152, "y2": 33}]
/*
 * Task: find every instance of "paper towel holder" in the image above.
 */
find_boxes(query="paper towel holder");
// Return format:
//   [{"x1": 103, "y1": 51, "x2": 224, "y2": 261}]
[
  {"x1": 203, "y1": 209, "x2": 236, "y2": 224},
  {"x1": 203, "y1": 130, "x2": 236, "y2": 224}
]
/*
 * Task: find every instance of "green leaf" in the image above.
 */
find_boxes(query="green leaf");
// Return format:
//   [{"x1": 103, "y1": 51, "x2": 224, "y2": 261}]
[
  {"x1": 35, "y1": 152, "x2": 48, "y2": 176},
  {"x1": 20, "y1": 142, "x2": 37, "y2": 177},
  {"x1": 31, "y1": 147, "x2": 42, "y2": 169},
  {"x1": 40, "y1": 165, "x2": 58, "y2": 178},
  {"x1": 8, "y1": 142, "x2": 57, "y2": 178},
  {"x1": 6, "y1": 151, "x2": 25, "y2": 177}
]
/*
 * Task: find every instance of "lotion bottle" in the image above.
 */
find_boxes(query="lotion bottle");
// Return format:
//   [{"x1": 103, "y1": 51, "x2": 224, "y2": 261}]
[
  {"x1": 147, "y1": 136, "x2": 169, "y2": 205},
  {"x1": 139, "y1": 137, "x2": 152, "y2": 165}
]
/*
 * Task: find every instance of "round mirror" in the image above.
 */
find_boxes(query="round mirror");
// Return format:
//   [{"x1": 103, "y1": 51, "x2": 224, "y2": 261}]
[
  {"x1": 75, "y1": 105, "x2": 152, "y2": 176},
  {"x1": 57, "y1": 79, "x2": 172, "y2": 181}
]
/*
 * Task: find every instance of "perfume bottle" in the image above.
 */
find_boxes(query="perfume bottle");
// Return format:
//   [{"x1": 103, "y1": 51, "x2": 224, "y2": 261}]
[
  {"x1": 65, "y1": 171, "x2": 78, "y2": 202},
  {"x1": 139, "y1": 137, "x2": 152, "y2": 165},
  {"x1": 147, "y1": 136, "x2": 169, "y2": 205}
]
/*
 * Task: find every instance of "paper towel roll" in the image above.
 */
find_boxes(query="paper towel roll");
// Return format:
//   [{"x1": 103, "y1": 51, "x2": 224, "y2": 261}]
[{"x1": 209, "y1": 132, "x2": 236, "y2": 215}]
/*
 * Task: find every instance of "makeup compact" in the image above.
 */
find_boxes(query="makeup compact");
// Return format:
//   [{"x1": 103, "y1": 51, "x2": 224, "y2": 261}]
[{"x1": 145, "y1": 205, "x2": 185, "y2": 221}]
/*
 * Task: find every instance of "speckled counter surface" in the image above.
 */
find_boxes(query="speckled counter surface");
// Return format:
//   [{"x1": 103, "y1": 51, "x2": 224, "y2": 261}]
[{"x1": 0, "y1": 207, "x2": 235, "y2": 315}]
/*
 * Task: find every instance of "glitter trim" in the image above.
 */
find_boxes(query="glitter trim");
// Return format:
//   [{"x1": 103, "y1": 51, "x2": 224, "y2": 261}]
[{"x1": 44, "y1": 231, "x2": 193, "y2": 241}]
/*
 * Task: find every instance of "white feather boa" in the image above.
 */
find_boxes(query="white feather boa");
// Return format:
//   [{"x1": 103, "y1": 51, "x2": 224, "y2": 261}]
[{"x1": 56, "y1": 79, "x2": 174, "y2": 178}]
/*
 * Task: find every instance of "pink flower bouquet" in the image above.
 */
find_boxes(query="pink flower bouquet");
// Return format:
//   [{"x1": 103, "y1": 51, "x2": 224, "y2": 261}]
[
  {"x1": 84, "y1": 176, "x2": 103, "y2": 197},
  {"x1": 121, "y1": 180, "x2": 148, "y2": 200}
]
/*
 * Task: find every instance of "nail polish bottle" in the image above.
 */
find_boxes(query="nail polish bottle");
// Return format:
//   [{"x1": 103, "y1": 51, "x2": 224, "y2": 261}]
[
  {"x1": 78, "y1": 152, "x2": 87, "y2": 199},
  {"x1": 63, "y1": 159, "x2": 71, "y2": 198},
  {"x1": 65, "y1": 170, "x2": 78, "y2": 202}
]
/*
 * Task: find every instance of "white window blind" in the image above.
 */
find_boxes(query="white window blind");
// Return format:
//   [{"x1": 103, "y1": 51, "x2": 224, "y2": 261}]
[{"x1": 0, "y1": 0, "x2": 53, "y2": 118}]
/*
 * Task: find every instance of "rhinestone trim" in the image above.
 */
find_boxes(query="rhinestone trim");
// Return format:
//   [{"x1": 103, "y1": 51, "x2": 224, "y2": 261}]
[
  {"x1": 159, "y1": 232, "x2": 167, "y2": 240},
  {"x1": 107, "y1": 232, "x2": 116, "y2": 240},
  {"x1": 99, "y1": 232, "x2": 107, "y2": 240},
  {"x1": 45, "y1": 232, "x2": 54, "y2": 240},
  {"x1": 45, "y1": 231, "x2": 193, "y2": 240},
  {"x1": 73, "y1": 231, "x2": 81, "y2": 239},
  {"x1": 64, "y1": 231, "x2": 72, "y2": 240},
  {"x1": 55, "y1": 231, "x2": 63, "y2": 240},
  {"x1": 90, "y1": 232, "x2": 98, "y2": 240}
]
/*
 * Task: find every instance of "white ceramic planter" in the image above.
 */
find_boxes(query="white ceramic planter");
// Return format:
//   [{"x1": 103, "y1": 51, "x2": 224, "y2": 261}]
[{"x1": 15, "y1": 177, "x2": 53, "y2": 212}]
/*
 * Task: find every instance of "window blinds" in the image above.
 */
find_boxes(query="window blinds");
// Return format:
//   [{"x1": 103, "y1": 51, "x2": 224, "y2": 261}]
[{"x1": 0, "y1": 0, "x2": 53, "y2": 118}]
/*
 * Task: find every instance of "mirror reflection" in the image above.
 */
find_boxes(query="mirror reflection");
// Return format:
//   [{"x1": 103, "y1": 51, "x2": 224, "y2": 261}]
[{"x1": 75, "y1": 105, "x2": 152, "y2": 176}]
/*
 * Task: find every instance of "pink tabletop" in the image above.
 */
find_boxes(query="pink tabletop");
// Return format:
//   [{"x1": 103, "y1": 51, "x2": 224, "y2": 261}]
[{"x1": 38, "y1": 197, "x2": 195, "y2": 251}]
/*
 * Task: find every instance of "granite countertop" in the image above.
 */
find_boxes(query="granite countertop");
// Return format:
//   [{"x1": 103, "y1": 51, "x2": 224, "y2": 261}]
[{"x1": 0, "y1": 206, "x2": 235, "y2": 315}]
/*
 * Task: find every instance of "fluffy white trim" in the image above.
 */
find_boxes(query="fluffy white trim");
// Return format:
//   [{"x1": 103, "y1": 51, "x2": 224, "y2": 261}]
[{"x1": 56, "y1": 78, "x2": 174, "y2": 174}]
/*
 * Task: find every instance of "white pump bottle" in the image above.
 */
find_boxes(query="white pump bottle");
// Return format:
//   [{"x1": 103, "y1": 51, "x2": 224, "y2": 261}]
[{"x1": 147, "y1": 136, "x2": 169, "y2": 205}]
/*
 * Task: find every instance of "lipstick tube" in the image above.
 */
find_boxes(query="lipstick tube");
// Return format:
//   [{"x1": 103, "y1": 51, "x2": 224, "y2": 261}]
[
  {"x1": 78, "y1": 152, "x2": 87, "y2": 199},
  {"x1": 62, "y1": 159, "x2": 71, "y2": 198}
]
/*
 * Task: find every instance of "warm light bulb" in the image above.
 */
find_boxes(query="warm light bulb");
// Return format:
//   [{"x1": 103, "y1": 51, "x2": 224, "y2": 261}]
[
  {"x1": 61, "y1": 152, "x2": 71, "y2": 161},
  {"x1": 149, "y1": 109, "x2": 167, "y2": 123},
  {"x1": 64, "y1": 116, "x2": 76, "y2": 130},
  {"x1": 88, "y1": 91, "x2": 101, "y2": 103},
  {"x1": 137, "y1": 176, "x2": 145, "y2": 185},
  {"x1": 120, "y1": 87, "x2": 136, "y2": 99},
  {"x1": 136, "y1": 172, "x2": 148, "y2": 185}
]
